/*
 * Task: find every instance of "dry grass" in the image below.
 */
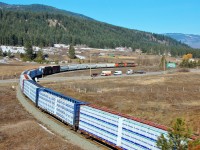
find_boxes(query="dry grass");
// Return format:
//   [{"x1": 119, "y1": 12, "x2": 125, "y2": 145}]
[
  {"x1": 0, "y1": 84, "x2": 82, "y2": 150},
  {"x1": 42, "y1": 72, "x2": 200, "y2": 134},
  {"x1": 0, "y1": 121, "x2": 81, "y2": 150},
  {"x1": 0, "y1": 63, "x2": 41, "y2": 79}
]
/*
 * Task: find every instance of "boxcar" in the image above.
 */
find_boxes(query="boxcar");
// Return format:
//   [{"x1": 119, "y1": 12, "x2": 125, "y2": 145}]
[
  {"x1": 41, "y1": 66, "x2": 53, "y2": 75},
  {"x1": 52, "y1": 65, "x2": 60, "y2": 74}
]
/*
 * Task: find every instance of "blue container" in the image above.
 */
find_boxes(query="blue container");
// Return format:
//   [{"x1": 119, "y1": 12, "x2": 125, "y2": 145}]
[
  {"x1": 36, "y1": 68, "x2": 43, "y2": 77},
  {"x1": 27, "y1": 69, "x2": 37, "y2": 79},
  {"x1": 38, "y1": 88, "x2": 86, "y2": 128}
]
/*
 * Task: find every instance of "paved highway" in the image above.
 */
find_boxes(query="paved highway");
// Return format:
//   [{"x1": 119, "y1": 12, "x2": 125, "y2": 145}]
[
  {"x1": 39, "y1": 71, "x2": 165, "y2": 83},
  {"x1": 1, "y1": 69, "x2": 200, "y2": 84}
]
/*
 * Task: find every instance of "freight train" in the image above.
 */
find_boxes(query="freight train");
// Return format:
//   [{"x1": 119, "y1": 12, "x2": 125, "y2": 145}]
[{"x1": 20, "y1": 63, "x2": 168, "y2": 150}]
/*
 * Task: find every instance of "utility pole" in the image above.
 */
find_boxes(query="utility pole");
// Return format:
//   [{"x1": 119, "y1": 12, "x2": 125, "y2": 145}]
[
  {"x1": 163, "y1": 55, "x2": 165, "y2": 73},
  {"x1": 90, "y1": 53, "x2": 91, "y2": 77}
]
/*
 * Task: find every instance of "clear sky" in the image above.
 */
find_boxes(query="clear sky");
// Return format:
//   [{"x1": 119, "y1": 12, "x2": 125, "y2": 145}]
[{"x1": 1, "y1": 0, "x2": 200, "y2": 34}]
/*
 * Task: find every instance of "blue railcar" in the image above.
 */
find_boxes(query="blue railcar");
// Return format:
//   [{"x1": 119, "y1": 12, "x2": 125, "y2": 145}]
[
  {"x1": 37, "y1": 88, "x2": 87, "y2": 128},
  {"x1": 23, "y1": 80, "x2": 42, "y2": 106},
  {"x1": 27, "y1": 69, "x2": 37, "y2": 79},
  {"x1": 36, "y1": 68, "x2": 43, "y2": 77}
]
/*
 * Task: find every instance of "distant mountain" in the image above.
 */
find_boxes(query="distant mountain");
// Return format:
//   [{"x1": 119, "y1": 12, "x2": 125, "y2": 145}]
[
  {"x1": 165, "y1": 33, "x2": 200, "y2": 49},
  {"x1": 0, "y1": 2, "x2": 93, "y2": 20},
  {"x1": 0, "y1": 2, "x2": 200, "y2": 57}
]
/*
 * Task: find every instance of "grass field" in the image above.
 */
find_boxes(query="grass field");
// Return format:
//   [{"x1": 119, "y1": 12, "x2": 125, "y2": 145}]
[{"x1": 41, "y1": 72, "x2": 200, "y2": 135}]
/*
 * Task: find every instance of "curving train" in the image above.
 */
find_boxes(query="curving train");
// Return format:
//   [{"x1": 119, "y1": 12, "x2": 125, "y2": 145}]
[{"x1": 20, "y1": 63, "x2": 168, "y2": 150}]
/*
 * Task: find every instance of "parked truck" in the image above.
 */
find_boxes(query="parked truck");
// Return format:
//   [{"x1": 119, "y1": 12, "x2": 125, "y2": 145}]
[{"x1": 101, "y1": 71, "x2": 111, "y2": 76}]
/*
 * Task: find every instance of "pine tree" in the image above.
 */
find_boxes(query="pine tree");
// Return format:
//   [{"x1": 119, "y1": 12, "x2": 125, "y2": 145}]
[
  {"x1": 157, "y1": 118, "x2": 191, "y2": 150},
  {"x1": 24, "y1": 40, "x2": 33, "y2": 60},
  {"x1": 68, "y1": 45, "x2": 76, "y2": 59}
]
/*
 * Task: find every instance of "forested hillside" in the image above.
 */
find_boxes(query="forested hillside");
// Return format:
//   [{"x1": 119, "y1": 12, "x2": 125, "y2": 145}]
[
  {"x1": 165, "y1": 33, "x2": 200, "y2": 49},
  {"x1": 0, "y1": 3, "x2": 200, "y2": 57}
]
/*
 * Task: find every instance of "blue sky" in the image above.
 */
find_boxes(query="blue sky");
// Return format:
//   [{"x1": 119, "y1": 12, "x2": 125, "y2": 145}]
[{"x1": 1, "y1": 0, "x2": 200, "y2": 34}]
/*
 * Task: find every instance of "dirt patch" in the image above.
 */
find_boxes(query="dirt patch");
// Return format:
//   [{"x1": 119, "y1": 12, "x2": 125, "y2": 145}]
[
  {"x1": 0, "y1": 84, "x2": 82, "y2": 150},
  {"x1": 41, "y1": 72, "x2": 200, "y2": 134}
]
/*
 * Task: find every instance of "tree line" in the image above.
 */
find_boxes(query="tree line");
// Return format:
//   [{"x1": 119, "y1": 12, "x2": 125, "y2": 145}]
[{"x1": 0, "y1": 9, "x2": 200, "y2": 57}]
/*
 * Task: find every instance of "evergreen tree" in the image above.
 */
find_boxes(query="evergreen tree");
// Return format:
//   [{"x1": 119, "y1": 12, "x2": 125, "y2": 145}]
[
  {"x1": 24, "y1": 40, "x2": 34, "y2": 60},
  {"x1": 0, "y1": 9, "x2": 200, "y2": 57},
  {"x1": 68, "y1": 45, "x2": 76, "y2": 59},
  {"x1": 157, "y1": 118, "x2": 191, "y2": 150}
]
